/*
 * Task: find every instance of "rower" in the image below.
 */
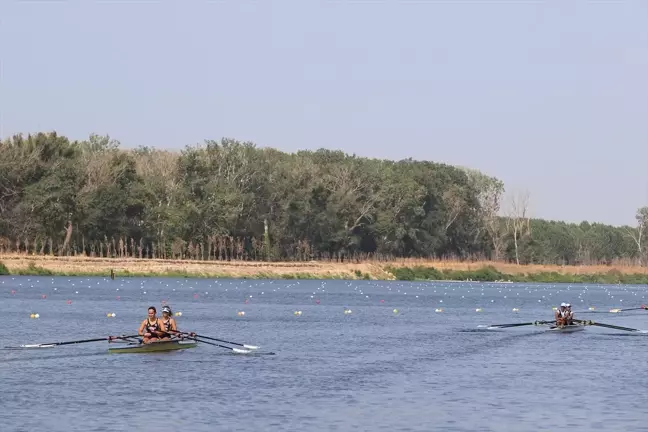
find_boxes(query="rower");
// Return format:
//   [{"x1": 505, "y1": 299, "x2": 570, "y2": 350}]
[
  {"x1": 564, "y1": 303, "x2": 574, "y2": 325},
  {"x1": 160, "y1": 305, "x2": 178, "y2": 340},
  {"x1": 555, "y1": 303, "x2": 568, "y2": 326},
  {"x1": 138, "y1": 306, "x2": 167, "y2": 344},
  {"x1": 159, "y1": 305, "x2": 195, "y2": 340}
]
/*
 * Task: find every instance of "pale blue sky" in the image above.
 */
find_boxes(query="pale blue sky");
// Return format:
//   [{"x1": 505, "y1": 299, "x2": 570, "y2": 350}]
[{"x1": 1, "y1": 0, "x2": 646, "y2": 226}]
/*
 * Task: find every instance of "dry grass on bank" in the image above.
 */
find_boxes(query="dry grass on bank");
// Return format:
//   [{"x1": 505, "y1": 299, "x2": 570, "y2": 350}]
[
  {"x1": 0, "y1": 253, "x2": 390, "y2": 279},
  {"x1": 388, "y1": 257, "x2": 648, "y2": 275},
  {"x1": 0, "y1": 253, "x2": 646, "y2": 279}
]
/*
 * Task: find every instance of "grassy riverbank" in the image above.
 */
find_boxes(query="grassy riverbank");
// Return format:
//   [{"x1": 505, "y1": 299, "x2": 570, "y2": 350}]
[{"x1": 1, "y1": 254, "x2": 647, "y2": 284}]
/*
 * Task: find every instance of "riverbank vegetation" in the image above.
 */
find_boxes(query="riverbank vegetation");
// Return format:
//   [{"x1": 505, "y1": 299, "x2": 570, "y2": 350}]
[
  {"x1": 1, "y1": 255, "x2": 647, "y2": 284},
  {"x1": 1, "y1": 131, "x2": 646, "y2": 279}
]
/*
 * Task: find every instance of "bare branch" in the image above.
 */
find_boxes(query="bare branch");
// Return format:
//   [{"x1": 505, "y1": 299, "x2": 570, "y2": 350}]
[
  {"x1": 625, "y1": 207, "x2": 648, "y2": 265},
  {"x1": 506, "y1": 190, "x2": 531, "y2": 265},
  {"x1": 442, "y1": 187, "x2": 465, "y2": 231}
]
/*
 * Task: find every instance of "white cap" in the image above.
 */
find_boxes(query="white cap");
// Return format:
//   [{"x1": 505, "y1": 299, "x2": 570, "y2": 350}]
[
  {"x1": 565, "y1": 303, "x2": 571, "y2": 307},
  {"x1": 560, "y1": 302, "x2": 567, "y2": 307}
]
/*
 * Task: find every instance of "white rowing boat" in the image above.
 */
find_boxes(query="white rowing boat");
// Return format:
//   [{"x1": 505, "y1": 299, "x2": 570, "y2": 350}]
[
  {"x1": 481, "y1": 318, "x2": 646, "y2": 334},
  {"x1": 546, "y1": 324, "x2": 585, "y2": 333}
]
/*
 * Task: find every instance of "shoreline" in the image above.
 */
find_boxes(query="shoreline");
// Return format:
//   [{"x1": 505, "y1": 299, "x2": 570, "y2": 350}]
[{"x1": 1, "y1": 254, "x2": 647, "y2": 284}]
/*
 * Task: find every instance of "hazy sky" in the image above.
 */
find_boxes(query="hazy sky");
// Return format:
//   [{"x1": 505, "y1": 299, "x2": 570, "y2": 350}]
[{"x1": 1, "y1": 0, "x2": 646, "y2": 226}]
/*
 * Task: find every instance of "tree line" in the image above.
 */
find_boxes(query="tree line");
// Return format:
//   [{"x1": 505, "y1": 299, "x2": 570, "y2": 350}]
[{"x1": 0, "y1": 131, "x2": 646, "y2": 266}]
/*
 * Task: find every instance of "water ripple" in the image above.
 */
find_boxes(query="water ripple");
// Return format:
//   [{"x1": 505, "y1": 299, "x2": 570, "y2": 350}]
[{"x1": 1, "y1": 277, "x2": 647, "y2": 431}]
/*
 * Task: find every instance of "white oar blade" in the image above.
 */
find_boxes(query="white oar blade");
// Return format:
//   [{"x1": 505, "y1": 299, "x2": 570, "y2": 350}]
[
  {"x1": 243, "y1": 344, "x2": 259, "y2": 350},
  {"x1": 478, "y1": 324, "x2": 509, "y2": 329},
  {"x1": 477, "y1": 325, "x2": 503, "y2": 330},
  {"x1": 20, "y1": 344, "x2": 55, "y2": 348},
  {"x1": 232, "y1": 348, "x2": 251, "y2": 354}
]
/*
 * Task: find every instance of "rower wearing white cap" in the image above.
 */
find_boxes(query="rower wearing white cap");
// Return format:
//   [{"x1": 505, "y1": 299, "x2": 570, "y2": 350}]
[
  {"x1": 564, "y1": 303, "x2": 574, "y2": 325},
  {"x1": 555, "y1": 303, "x2": 569, "y2": 326},
  {"x1": 160, "y1": 305, "x2": 195, "y2": 340},
  {"x1": 160, "y1": 305, "x2": 177, "y2": 340}
]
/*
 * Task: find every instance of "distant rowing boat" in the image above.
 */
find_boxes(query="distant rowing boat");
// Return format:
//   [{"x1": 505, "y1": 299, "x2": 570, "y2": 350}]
[
  {"x1": 108, "y1": 339, "x2": 198, "y2": 354},
  {"x1": 479, "y1": 318, "x2": 647, "y2": 334}
]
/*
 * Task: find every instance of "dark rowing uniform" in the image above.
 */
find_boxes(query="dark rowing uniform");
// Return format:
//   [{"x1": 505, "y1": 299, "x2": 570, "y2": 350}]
[
  {"x1": 160, "y1": 318, "x2": 175, "y2": 338},
  {"x1": 145, "y1": 318, "x2": 163, "y2": 338}
]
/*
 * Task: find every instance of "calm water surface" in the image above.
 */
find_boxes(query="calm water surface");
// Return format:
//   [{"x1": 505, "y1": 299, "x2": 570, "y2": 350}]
[{"x1": 1, "y1": 276, "x2": 648, "y2": 432}]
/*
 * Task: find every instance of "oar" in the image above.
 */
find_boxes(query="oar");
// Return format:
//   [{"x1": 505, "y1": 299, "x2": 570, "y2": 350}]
[
  {"x1": 193, "y1": 334, "x2": 260, "y2": 350},
  {"x1": 574, "y1": 319, "x2": 647, "y2": 333},
  {"x1": 480, "y1": 320, "x2": 555, "y2": 329},
  {"x1": 186, "y1": 337, "x2": 251, "y2": 354},
  {"x1": 172, "y1": 331, "x2": 259, "y2": 350},
  {"x1": 578, "y1": 305, "x2": 648, "y2": 314},
  {"x1": 609, "y1": 305, "x2": 648, "y2": 313},
  {"x1": 15, "y1": 334, "x2": 140, "y2": 349}
]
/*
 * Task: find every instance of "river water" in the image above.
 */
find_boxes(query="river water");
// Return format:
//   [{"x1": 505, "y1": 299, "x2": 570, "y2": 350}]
[{"x1": 1, "y1": 276, "x2": 647, "y2": 432}]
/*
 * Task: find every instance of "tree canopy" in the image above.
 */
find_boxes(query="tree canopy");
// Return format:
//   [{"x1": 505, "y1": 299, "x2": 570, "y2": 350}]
[{"x1": 0, "y1": 131, "x2": 645, "y2": 266}]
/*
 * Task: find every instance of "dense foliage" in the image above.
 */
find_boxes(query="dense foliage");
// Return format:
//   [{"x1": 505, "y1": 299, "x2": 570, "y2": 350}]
[{"x1": 1, "y1": 132, "x2": 646, "y2": 266}]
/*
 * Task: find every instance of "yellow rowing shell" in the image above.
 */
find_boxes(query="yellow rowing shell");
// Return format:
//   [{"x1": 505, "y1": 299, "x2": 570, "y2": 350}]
[{"x1": 108, "y1": 339, "x2": 198, "y2": 354}]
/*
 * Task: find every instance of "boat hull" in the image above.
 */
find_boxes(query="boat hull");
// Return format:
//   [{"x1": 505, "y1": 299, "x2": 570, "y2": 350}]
[
  {"x1": 108, "y1": 340, "x2": 198, "y2": 354},
  {"x1": 547, "y1": 324, "x2": 585, "y2": 333}
]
